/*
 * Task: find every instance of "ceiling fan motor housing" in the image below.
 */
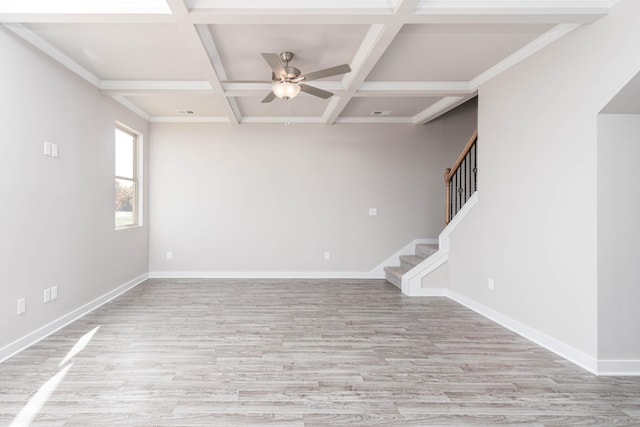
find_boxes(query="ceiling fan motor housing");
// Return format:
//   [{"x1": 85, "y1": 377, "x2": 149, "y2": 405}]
[{"x1": 272, "y1": 67, "x2": 301, "y2": 82}]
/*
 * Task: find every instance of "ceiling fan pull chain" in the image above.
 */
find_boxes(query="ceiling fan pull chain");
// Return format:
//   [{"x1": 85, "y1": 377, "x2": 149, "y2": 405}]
[{"x1": 284, "y1": 98, "x2": 291, "y2": 126}]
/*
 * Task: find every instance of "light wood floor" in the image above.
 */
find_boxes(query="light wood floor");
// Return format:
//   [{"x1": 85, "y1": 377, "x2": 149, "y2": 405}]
[{"x1": 1, "y1": 279, "x2": 639, "y2": 426}]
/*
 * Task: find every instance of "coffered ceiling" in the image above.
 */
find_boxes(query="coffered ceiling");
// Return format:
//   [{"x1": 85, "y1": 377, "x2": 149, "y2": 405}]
[{"x1": 0, "y1": 0, "x2": 615, "y2": 125}]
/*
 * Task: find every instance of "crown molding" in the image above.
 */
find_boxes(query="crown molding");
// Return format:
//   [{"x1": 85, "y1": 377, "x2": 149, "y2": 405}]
[
  {"x1": 111, "y1": 96, "x2": 151, "y2": 121},
  {"x1": 3, "y1": 23, "x2": 100, "y2": 87},
  {"x1": 469, "y1": 23, "x2": 581, "y2": 90}
]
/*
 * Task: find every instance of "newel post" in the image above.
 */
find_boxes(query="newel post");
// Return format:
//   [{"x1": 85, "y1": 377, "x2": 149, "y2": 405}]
[{"x1": 444, "y1": 168, "x2": 452, "y2": 225}]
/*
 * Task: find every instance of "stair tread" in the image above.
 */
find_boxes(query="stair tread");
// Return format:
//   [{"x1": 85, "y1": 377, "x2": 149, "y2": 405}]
[
  {"x1": 384, "y1": 243, "x2": 439, "y2": 290},
  {"x1": 399, "y1": 254, "x2": 426, "y2": 266}
]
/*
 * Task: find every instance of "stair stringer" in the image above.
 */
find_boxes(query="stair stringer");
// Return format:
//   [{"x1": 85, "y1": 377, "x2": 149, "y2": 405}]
[
  {"x1": 402, "y1": 251, "x2": 448, "y2": 296},
  {"x1": 402, "y1": 192, "x2": 479, "y2": 296},
  {"x1": 371, "y1": 238, "x2": 437, "y2": 279}
]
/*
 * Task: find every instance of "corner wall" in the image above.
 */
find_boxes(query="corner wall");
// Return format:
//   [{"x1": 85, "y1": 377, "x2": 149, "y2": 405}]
[
  {"x1": 149, "y1": 100, "x2": 476, "y2": 275},
  {"x1": 447, "y1": 0, "x2": 640, "y2": 365},
  {"x1": 597, "y1": 114, "x2": 640, "y2": 363},
  {"x1": 0, "y1": 27, "x2": 150, "y2": 357}
]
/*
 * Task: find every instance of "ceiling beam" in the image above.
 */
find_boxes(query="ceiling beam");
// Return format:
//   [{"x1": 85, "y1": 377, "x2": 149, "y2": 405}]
[
  {"x1": 322, "y1": 0, "x2": 422, "y2": 124},
  {"x1": 0, "y1": 0, "x2": 614, "y2": 126},
  {"x1": 163, "y1": 0, "x2": 240, "y2": 124},
  {"x1": 411, "y1": 0, "x2": 608, "y2": 24},
  {"x1": 468, "y1": 23, "x2": 580, "y2": 90},
  {"x1": 188, "y1": 0, "x2": 392, "y2": 8},
  {"x1": 111, "y1": 96, "x2": 151, "y2": 121},
  {"x1": 188, "y1": 12, "x2": 393, "y2": 25},
  {"x1": 0, "y1": 14, "x2": 174, "y2": 24},
  {"x1": 356, "y1": 81, "x2": 472, "y2": 97},
  {"x1": 100, "y1": 80, "x2": 212, "y2": 95},
  {"x1": 411, "y1": 22, "x2": 582, "y2": 125},
  {"x1": 412, "y1": 96, "x2": 470, "y2": 125},
  {"x1": 0, "y1": 0, "x2": 608, "y2": 25}
]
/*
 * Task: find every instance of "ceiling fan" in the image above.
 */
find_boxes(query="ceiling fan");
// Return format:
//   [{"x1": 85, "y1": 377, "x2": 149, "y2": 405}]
[{"x1": 232, "y1": 51, "x2": 351, "y2": 103}]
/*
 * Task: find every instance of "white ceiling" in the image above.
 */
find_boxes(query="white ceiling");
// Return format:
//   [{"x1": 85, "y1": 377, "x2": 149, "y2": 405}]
[{"x1": 0, "y1": 0, "x2": 616, "y2": 125}]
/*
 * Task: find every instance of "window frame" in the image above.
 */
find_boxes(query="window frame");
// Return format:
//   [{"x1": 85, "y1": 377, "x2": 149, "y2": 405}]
[{"x1": 114, "y1": 123, "x2": 141, "y2": 230}]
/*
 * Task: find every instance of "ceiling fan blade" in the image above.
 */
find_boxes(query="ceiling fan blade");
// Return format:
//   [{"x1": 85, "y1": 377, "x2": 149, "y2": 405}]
[
  {"x1": 299, "y1": 84, "x2": 333, "y2": 99},
  {"x1": 261, "y1": 52, "x2": 286, "y2": 80},
  {"x1": 261, "y1": 91, "x2": 277, "y2": 103},
  {"x1": 298, "y1": 64, "x2": 351, "y2": 82}
]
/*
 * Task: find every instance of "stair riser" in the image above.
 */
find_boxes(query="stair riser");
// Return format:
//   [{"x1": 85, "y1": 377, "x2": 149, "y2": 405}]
[
  {"x1": 385, "y1": 273, "x2": 401, "y2": 288},
  {"x1": 401, "y1": 260, "x2": 416, "y2": 270}
]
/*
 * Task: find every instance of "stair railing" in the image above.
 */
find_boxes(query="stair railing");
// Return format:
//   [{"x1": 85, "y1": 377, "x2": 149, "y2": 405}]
[{"x1": 445, "y1": 130, "x2": 478, "y2": 225}]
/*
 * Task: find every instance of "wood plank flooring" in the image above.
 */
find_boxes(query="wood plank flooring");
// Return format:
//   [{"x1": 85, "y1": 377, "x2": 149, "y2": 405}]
[{"x1": 1, "y1": 279, "x2": 639, "y2": 426}]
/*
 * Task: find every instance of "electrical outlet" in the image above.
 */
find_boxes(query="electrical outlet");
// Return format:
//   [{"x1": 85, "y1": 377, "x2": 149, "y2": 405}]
[
  {"x1": 369, "y1": 208, "x2": 377, "y2": 216},
  {"x1": 17, "y1": 298, "x2": 26, "y2": 315},
  {"x1": 324, "y1": 252, "x2": 331, "y2": 260},
  {"x1": 488, "y1": 278, "x2": 495, "y2": 291},
  {"x1": 166, "y1": 251, "x2": 172, "y2": 260},
  {"x1": 44, "y1": 288, "x2": 51, "y2": 303},
  {"x1": 51, "y1": 285, "x2": 58, "y2": 300}
]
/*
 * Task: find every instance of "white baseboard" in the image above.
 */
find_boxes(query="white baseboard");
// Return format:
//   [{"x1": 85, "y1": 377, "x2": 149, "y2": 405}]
[
  {"x1": 0, "y1": 273, "x2": 148, "y2": 364},
  {"x1": 409, "y1": 287, "x2": 449, "y2": 297},
  {"x1": 597, "y1": 359, "x2": 640, "y2": 376},
  {"x1": 149, "y1": 238, "x2": 440, "y2": 281},
  {"x1": 148, "y1": 271, "x2": 383, "y2": 279},
  {"x1": 400, "y1": 282, "x2": 620, "y2": 375},
  {"x1": 446, "y1": 289, "x2": 599, "y2": 375},
  {"x1": 3, "y1": 270, "x2": 637, "y2": 376},
  {"x1": 425, "y1": 288, "x2": 640, "y2": 376}
]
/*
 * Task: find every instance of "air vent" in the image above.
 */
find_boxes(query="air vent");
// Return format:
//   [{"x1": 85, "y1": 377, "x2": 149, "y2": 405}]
[
  {"x1": 371, "y1": 111, "x2": 391, "y2": 116},
  {"x1": 176, "y1": 110, "x2": 195, "y2": 115}
]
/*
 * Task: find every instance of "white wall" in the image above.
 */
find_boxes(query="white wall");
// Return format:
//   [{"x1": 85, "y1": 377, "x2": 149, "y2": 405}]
[
  {"x1": 447, "y1": 0, "x2": 640, "y2": 360},
  {"x1": 0, "y1": 28, "x2": 149, "y2": 353},
  {"x1": 149, "y1": 99, "x2": 476, "y2": 274},
  {"x1": 597, "y1": 114, "x2": 640, "y2": 360}
]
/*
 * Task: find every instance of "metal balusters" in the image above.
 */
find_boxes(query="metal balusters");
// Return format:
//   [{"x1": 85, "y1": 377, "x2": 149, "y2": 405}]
[
  {"x1": 473, "y1": 142, "x2": 477, "y2": 192},
  {"x1": 444, "y1": 130, "x2": 478, "y2": 226},
  {"x1": 463, "y1": 157, "x2": 467, "y2": 203}
]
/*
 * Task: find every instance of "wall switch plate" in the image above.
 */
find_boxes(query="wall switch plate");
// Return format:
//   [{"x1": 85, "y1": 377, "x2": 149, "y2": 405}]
[
  {"x1": 166, "y1": 251, "x2": 172, "y2": 260},
  {"x1": 324, "y1": 252, "x2": 331, "y2": 260},
  {"x1": 51, "y1": 143, "x2": 59, "y2": 158},
  {"x1": 44, "y1": 141, "x2": 52, "y2": 156},
  {"x1": 369, "y1": 208, "x2": 378, "y2": 216},
  {"x1": 17, "y1": 298, "x2": 26, "y2": 315},
  {"x1": 44, "y1": 288, "x2": 51, "y2": 303},
  {"x1": 488, "y1": 278, "x2": 495, "y2": 291},
  {"x1": 51, "y1": 285, "x2": 58, "y2": 300}
]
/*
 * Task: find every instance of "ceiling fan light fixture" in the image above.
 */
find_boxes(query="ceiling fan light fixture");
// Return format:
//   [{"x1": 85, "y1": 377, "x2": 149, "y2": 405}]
[{"x1": 272, "y1": 81, "x2": 300, "y2": 100}]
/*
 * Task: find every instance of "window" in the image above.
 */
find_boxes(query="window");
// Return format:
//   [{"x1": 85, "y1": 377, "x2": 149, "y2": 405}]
[{"x1": 115, "y1": 125, "x2": 140, "y2": 228}]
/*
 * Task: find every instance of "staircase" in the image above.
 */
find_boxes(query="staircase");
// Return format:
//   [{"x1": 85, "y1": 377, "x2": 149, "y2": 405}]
[{"x1": 384, "y1": 243, "x2": 439, "y2": 288}]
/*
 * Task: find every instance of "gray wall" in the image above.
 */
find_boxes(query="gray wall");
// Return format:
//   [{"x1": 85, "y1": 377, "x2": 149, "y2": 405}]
[
  {"x1": 149, "y1": 100, "x2": 476, "y2": 274},
  {"x1": 598, "y1": 114, "x2": 640, "y2": 360},
  {"x1": 0, "y1": 28, "x2": 150, "y2": 350},
  {"x1": 446, "y1": 0, "x2": 640, "y2": 359}
]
